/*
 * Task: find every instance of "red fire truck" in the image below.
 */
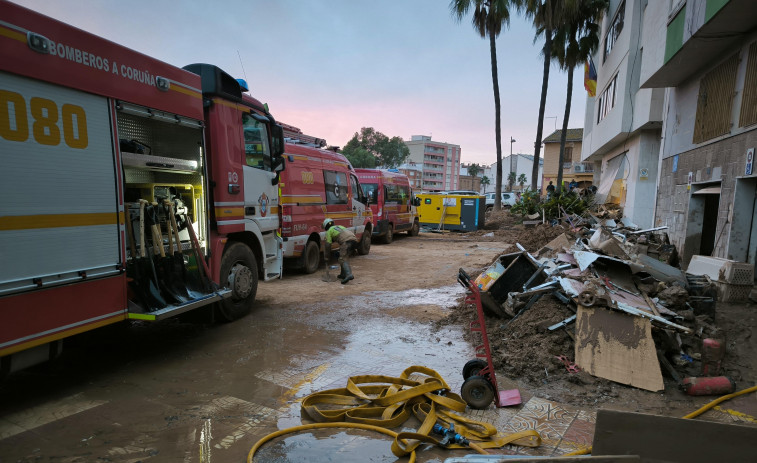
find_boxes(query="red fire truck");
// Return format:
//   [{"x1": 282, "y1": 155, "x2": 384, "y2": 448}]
[
  {"x1": 0, "y1": 3, "x2": 287, "y2": 373},
  {"x1": 355, "y1": 169, "x2": 420, "y2": 243},
  {"x1": 279, "y1": 129, "x2": 372, "y2": 273}
]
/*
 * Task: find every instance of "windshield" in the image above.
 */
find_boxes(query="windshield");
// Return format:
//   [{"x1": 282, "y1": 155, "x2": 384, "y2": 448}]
[{"x1": 361, "y1": 183, "x2": 379, "y2": 204}]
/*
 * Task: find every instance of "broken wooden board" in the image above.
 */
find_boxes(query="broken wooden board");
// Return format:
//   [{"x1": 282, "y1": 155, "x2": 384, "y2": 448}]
[
  {"x1": 575, "y1": 305, "x2": 664, "y2": 392},
  {"x1": 593, "y1": 409, "x2": 757, "y2": 463}
]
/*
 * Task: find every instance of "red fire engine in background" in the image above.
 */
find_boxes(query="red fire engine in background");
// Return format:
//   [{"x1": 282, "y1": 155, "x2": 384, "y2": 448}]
[
  {"x1": 355, "y1": 168, "x2": 420, "y2": 243},
  {"x1": 278, "y1": 130, "x2": 373, "y2": 273},
  {"x1": 0, "y1": 3, "x2": 292, "y2": 373}
]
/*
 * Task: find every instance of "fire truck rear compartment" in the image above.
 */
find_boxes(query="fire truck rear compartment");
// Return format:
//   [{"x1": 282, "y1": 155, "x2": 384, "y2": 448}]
[{"x1": 117, "y1": 102, "x2": 228, "y2": 316}]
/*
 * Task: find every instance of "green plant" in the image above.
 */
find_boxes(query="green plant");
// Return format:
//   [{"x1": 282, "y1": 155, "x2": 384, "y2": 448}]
[{"x1": 511, "y1": 189, "x2": 593, "y2": 219}]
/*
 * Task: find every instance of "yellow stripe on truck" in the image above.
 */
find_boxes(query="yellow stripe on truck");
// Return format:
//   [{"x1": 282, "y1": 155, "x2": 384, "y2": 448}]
[
  {"x1": 215, "y1": 207, "x2": 244, "y2": 218},
  {"x1": 0, "y1": 212, "x2": 120, "y2": 231},
  {"x1": 0, "y1": 25, "x2": 26, "y2": 44}
]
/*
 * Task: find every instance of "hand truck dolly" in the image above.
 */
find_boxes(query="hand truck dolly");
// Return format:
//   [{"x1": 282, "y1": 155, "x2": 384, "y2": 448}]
[{"x1": 457, "y1": 268, "x2": 521, "y2": 409}]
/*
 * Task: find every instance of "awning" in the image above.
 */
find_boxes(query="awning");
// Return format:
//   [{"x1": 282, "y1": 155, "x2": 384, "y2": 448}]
[{"x1": 693, "y1": 186, "x2": 721, "y2": 195}]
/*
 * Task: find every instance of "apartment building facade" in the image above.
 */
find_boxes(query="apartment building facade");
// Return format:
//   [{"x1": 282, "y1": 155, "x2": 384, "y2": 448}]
[
  {"x1": 541, "y1": 129, "x2": 596, "y2": 194},
  {"x1": 404, "y1": 135, "x2": 461, "y2": 192},
  {"x1": 396, "y1": 162, "x2": 423, "y2": 190},
  {"x1": 641, "y1": 0, "x2": 757, "y2": 267},
  {"x1": 582, "y1": 0, "x2": 665, "y2": 229}
]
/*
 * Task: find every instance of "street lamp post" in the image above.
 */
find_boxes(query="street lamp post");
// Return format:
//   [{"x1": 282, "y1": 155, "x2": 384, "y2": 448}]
[{"x1": 509, "y1": 136, "x2": 515, "y2": 191}]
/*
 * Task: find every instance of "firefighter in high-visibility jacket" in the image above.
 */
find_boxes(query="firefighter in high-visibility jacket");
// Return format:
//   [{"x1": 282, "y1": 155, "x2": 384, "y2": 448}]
[{"x1": 323, "y1": 218, "x2": 357, "y2": 284}]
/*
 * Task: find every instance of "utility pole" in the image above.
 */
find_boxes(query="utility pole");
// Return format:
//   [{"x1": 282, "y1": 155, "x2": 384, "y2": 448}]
[{"x1": 509, "y1": 136, "x2": 515, "y2": 191}]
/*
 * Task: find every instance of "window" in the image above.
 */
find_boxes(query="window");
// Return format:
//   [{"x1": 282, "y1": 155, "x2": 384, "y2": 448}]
[
  {"x1": 398, "y1": 185, "x2": 410, "y2": 204},
  {"x1": 603, "y1": 1, "x2": 625, "y2": 63},
  {"x1": 694, "y1": 54, "x2": 739, "y2": 143},
  {"x1": 739, "y1": 42, "x2": 757, "y2": 128},
  {"x1": 323, "y1": 170, "x2": 348, "y2": 204},
  {"x1": 385, "y1": 184, "x2": 400, "y2": 203},
  {"x1": 350, "y1": 175, "x2": 365, "y2": 203},
  {"x1": 597, "y1": 74, "x2": 618, "y2": 123},
  {"x1": 361, "y1": 182, "x2": 379, "y2": 204},
  {"x1": 242, "y1": 114, "x2": 271, "y2": 170}
]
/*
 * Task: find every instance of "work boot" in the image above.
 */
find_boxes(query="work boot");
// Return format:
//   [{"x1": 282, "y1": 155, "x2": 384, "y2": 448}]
[
  {"x1": 340, "y1": 262, "x2": 354, "y2": 284},
  {"x1": 337, "y1": 264, "x2": 345, "y2": 279}
]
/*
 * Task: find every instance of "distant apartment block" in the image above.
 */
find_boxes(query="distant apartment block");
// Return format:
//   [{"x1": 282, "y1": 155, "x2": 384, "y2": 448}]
[
  {"x1": 396, "y1": 161, "x2": 423, "y2": 190},
  {"x1": 404, "y1": 135, "x2": 461, "y2": 192}
]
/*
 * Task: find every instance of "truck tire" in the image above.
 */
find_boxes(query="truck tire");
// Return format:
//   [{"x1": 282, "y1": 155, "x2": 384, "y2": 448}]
[
  {"x1": 383, "y1": 224, "x2": 394, "y2": 244},
  {"x1": 408, "y1": 219, "x2": 420, "y2": 237},
  {"x1": 302, "y1": 240, "x2": 320, "y2": 274},
  {"x1": 217, "y1": 242, "x2": 258, "y2": 322},
  {"x1": 357, "y1": 229, "x2": 371, "y2": 255}
]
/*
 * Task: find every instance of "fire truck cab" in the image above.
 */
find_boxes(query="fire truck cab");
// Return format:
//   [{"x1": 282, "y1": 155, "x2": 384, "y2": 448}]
[
  {"x1": 0, "y1": 3, "x2": 285, "y2": 374},
  {"x1": 355, "y1": 169, "x2": 420, "y2": 243},
  {"x1": 279, "y1": 138, "x2": 372, "y2": 274}
]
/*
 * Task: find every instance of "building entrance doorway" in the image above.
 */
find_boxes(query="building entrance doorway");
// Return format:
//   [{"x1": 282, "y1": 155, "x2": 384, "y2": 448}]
[{"x1": 683, "y1": 182, "x2": 721, "y2": 267}]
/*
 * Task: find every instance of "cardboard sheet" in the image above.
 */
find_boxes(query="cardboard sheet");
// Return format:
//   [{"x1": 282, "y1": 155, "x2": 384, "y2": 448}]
[{"x1": 575, "y1": 305, "x2": 663, "y2": 392}]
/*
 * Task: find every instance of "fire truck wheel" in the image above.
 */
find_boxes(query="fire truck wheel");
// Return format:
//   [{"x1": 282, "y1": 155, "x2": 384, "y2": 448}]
[
  {"x1": 462, "y1": 358, "x2": 488, "y2": 380},
  {"x1": 302, "y1": 240, "x2": 320, "y2": 274},
  {"x1": 217, "y1": 242, "x2": 258, "y2": 322},
  {"x1": 461, "y1": 375, "x2": 495, "y2": 409},
  {"x1": 408, "y1": 219, "x2": 420, "y2": 237},
  {"x1": 383, "y1": 224, "x2": 394, "y2": 244},
  {"x1": 357, "y1": 229, "x2": 371, "y2": 255}
]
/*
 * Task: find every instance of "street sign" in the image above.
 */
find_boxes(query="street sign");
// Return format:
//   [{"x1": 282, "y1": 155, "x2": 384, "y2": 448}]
[{"x1": 746, "y1": 148, "x2": 754, "y2": 176}]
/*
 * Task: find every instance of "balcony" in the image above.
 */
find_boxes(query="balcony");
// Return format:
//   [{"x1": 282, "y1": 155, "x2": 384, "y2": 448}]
[{"x1": 642, "y1": 0, "x2": 757, "y2": 88}]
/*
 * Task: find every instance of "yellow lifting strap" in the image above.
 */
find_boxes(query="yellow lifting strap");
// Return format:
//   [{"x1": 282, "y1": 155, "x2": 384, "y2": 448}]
[{"x1": 249, "y1": 365, "x2": 541, "y2": 462}]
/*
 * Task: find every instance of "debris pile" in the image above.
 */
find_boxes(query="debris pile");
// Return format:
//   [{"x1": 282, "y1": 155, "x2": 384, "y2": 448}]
[{"x1": 469, "y1": 212, "x2": 755, "y2": 395}]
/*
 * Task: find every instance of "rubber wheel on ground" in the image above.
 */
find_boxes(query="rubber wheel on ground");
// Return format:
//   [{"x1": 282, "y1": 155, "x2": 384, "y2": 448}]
[
  {"x1": 461, "y1": 375, "x2": 496, "y2": 409},
  {"x1": 462, "y1": 358, "x2": 488, "y2": 380},
  {"x1": 408, "y1": 219, "x2": 420, "y2": 236},
  {"x1": 357, "y1": 229, "x2": 371, "y2": 255},
  {"x1": 302, "y1": 240, "x2": 320, "y2": 274},
  {"x1": 217, "y1": 242, "x2": 258, "y2": 322},
  {"x1": 383, "y1": 224, "x2": 393, "y2": 244}
]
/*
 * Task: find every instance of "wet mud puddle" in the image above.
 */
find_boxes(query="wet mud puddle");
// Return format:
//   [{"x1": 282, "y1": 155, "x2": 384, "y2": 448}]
[{"x1": 260, "y1": 286, "x2": 470, "y2": 462}]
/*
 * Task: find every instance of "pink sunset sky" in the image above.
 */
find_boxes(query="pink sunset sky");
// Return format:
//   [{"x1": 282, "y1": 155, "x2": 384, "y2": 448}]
[{"x1": 15, "y1": 0, "x2": 588, "y2": 166}]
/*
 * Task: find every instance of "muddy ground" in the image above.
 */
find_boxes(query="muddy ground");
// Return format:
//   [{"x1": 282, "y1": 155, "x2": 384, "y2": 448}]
[{"x1": 0, "y1": 211, "x2": 755, "y2": 462}]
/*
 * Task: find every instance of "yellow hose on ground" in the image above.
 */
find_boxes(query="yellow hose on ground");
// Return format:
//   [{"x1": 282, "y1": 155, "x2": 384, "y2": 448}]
[
  {"x1": 246, "y1": 422, "x2": 413, "y2": 463},
  {"x1": 564, "y1": 384, "x2": 757, "y2": 456},
  {"x1": 247, "y1": 366, "x2": 541, "y2": 462}
]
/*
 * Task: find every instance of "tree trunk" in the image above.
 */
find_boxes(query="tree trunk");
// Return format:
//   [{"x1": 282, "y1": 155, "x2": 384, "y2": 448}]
[
  {"x1": 490, "y1": 30, "x2": 503, "y2": 210},
  {"x1": 556, "y1": 67, "x2": 573, "y2": 192},
  {"x1": 532, "y1": 30, "x2": 552, "y2": 193}
]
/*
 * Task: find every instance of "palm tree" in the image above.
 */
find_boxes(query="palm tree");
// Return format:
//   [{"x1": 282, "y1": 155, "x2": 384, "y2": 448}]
[
  {"x1": 519, "y1": 0, "x2": 568, "y2": 191},
  {"x1": 507, "y1": 171, "x2": 516, "y2": 191},
  {"x1": 467, "y1": 162, "x2": 482, "y2": 177},
  {"x1": 481, "y1": 175, "x2": 491, "y2": 193},
  {"x1": 552, "y1": 0, "x2": 608, "y2": 191},
  {"x1": 518, "y1": 173, "x2": 527, "y2": 190},
  {"x1": 451, "y1": 0, "x2": 512, "y2": 210}
]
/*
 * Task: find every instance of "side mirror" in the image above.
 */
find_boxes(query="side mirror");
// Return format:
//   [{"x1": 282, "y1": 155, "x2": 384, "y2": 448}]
[
  {"x1": 413, "y1": 197, "x2": 421, "y2": 206},
  {"x1": 270, "y1": 124, "x2": 285, "y2": 157},
  {"x1": 270, "y1": 156, "x2": 285, "y2": 185}
]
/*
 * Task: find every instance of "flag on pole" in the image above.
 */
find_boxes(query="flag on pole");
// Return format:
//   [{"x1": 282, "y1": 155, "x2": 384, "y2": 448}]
[{"x1": 584, "y1": 57, "x2": 597, "y2": 97}]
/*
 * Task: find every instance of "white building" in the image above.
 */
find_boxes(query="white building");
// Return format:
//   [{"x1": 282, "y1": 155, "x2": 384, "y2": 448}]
[
  {"x1": 581, "y1": 0, "x2": 665, "y2": 230},
  {"x1": 482, "y1": 155, "x2": 543, "y2": 193}
]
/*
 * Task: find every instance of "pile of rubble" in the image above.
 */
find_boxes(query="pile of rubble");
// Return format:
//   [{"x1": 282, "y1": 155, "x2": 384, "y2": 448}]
[{"x1": 474, "y1": 212, "x2": 754, "y2": 394}]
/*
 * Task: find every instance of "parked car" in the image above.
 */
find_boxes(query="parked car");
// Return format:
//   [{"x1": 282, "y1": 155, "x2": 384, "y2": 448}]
[{"x1": 485, "y1": 192, "x2": 517, "y2": 209}]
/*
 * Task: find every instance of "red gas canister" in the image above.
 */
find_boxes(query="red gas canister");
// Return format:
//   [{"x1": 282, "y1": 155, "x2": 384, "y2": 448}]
[
  {"x1": 681, "y1": 376, "x2": 735, "y2": 396},
  {"x1": 701, "y1": 338, "x2": 725, "y2": 376}
]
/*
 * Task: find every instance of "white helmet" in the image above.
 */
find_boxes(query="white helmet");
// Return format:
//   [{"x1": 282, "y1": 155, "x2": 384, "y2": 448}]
[{"x1": 322, "y1": 218, "x2": 334, "y2": 230}]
